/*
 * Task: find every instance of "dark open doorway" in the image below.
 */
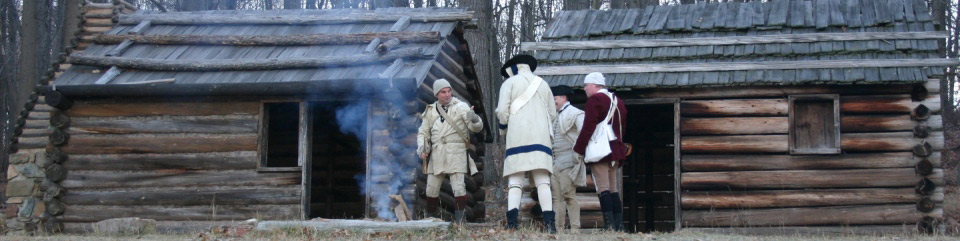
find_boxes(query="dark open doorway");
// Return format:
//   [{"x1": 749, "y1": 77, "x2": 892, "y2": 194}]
[
  {"x1": 309, "y1": 102, "x2": 366, "y2": 219},
  {"x1": 622, "y1": 103, "x2": 677, "y2": 233}
]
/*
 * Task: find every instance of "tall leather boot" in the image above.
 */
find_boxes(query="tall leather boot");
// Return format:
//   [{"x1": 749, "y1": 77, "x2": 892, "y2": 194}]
[
  {"x1": 542, "y1": 210, "x2": 557, "y2": 234},
  {"x1": 611, "y1": 192, "x2": 625, "y2": 232},
  {"x1": 598, "y1": 191, "x2": 614, "y2": 231},
  {"x1": 454, "y1": 196, "x2": 469, "y2": 224},
  {"x1": 505, "y1": 208, "x2": 519, "y2": 230},
  {"x1": 425, "y1": 197, "x2": 440, "y2": 219}
]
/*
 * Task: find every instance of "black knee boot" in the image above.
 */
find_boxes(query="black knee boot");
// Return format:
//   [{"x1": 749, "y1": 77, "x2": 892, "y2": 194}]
[
  {"x1": 505, "y1": 208, "x2": 519, "y2": 230},
  {"x1": 598, "y1": 191, "x2": 613, "y2": 231},
  {"x1": 426, "y1": 197, "x2": 439, "y2": 219},
  {"x1": 454, "y1": 196, "x2": 468, "y2": 224},
  {"x1": 611, "y1": 192, "x2": 624, "y2": 232},
  {"x1": 542, "y1": 210, "x2": 557, "y2": 234}
]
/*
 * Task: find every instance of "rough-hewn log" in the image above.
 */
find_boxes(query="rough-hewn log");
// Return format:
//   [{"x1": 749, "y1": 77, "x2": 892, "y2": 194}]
[
  {"x1": 535, "y1": 59, "x2": 960, "y2": 75},
  {"x1": 70, "y1": 47, "x2": 428, "y2": 71},
  {"x1": 118, "y1": 12, "x2": 475, "y2": 25},
  {"x1": 104, "y1": 39, "x2": 133, "y2": 57},
  {"x1": 685, "y1": 226, "x2": 922, "y2": 236},
  {"x1": 62, "y1": 187, "x2": 301, "y2": 206},
  {"x1": 682, "y1": 188, "x2": 918, "y2": 209},
  {"x1": 68, "y1": 116, "x2": 257, "y2": 134},
  {"x1": 917, "y1": 197, "x2": 935, "y2": 212},
  {"x1": 916, "y1": 177, "x2": 936, "y2": 195},
  {"x1": 681, "y1": 135, "x2": 788, "y2": 153},
  {"x1": 681, "y1": 117, "x2": 788, "y2": 135},
  {"x1": 682, "y1": 168, "x2": 934, "y2": 190},
  {"x1": 841, "y1": 132, "x2": 944, "y2": 152},
  {"x1": 62, "y1": 204, "x2": 300, "y2": 222},
  {"x1": 254, "y1": 219, "x2": 451, "y2": 233},
  {"x1": 66, "y1": 101, "x2": 259, "y2": 117},
  {"x1": 45, "y1": 90, "x2": 74, "y2": 110},
  {"x1": 126, "y1": 20, "x2": 151, "y2": 35},
  {"x1": 61, "y1": 133, "x2": 257, "y2": 154},
  {"x1": 840, "y1": 94, "x2": 941, "y2": 114},
  {"x1": 912, "y1": 104, "x2": 932, "y2": 120},
  {"x1": 914, "y1": 141, "x2": 934, "y2": 157},
  {"x1": 46, "y1": 147, "x2": 67, "y2": 163},
  {"x1": 914, "y1": 124, "x2": 933, "y2": 138},
  {"x1": 841, "y1": 115, "x2": 942, "y2": 132},
  {"x1": 61, "y1": 170, "x2": 300, "y2": 189},
  {"x1": 915, "y1": 159, "x2": 934, "y2": 176},
  {"x1": 63, "y1": 220, "x2": 244, "y2": 234},
  {"x1": 680, "y1": 99, "x2": 787, "y2": 117},
  {"x1": 45, "y1": 164, "x2": 67, "y2": 182},
  {"x1": 50, "y1": 129, "x2": 70, "y2": 146},
  {"x1": 682, "y1": 204, "x2": 930, "y2": 227},
  {"x1": 64, "y1": 151, "x2": 257, "y2": 171},
  {"x1": 50, "y1": 111, "x2": 71, "y2": 128},
  {"x1": 376, "y1": 38, "x2": 401, "y2": 55},
  {"x1": 683, "y1": 152, "x2": 941, "y2": 171},
  {"x1": 520, "y1": 192, "x2": 601, "y2": 211},
  {"x1": 94, "y1": 32, "x2": 441, "y2": 45},
  {"x1": 524, "y1": 31, "x2": 949, "y2": 50}
]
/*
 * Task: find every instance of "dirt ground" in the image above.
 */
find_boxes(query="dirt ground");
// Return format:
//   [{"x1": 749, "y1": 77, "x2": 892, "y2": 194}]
[{"x1": 2, "y1": 227, "x2": 959, "y2": 241}]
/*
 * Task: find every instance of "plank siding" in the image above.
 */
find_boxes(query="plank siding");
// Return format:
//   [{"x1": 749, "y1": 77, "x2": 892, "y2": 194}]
[{"x1": 61, "y1": 99, "x2": 302, "y2": 229}]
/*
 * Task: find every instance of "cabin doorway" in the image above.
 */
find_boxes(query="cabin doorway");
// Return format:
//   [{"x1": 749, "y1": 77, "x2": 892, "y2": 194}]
[
  {"x1": 622, "y1": 102, "x2": 678, "y2": 233},
  {"x1": 308, "y1": 102, "x2": 366, "y2": 219}
]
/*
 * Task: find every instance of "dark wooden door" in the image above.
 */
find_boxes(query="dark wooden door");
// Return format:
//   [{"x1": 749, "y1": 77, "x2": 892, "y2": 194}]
[{"x1": 622, "y1": 103, "x2": 676, "y2": 233}]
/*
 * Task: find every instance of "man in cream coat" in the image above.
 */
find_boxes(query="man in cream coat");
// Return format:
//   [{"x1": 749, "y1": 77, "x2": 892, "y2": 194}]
[
  {"x1": 550, "y1": 85, "x2": 587, "y2": 233},
  {"x1": 495, "y1": 55, "x2": 558, "y2": 233},
  {"x1": 417, "y1": 79, "x2": 483, "y2": 223}
]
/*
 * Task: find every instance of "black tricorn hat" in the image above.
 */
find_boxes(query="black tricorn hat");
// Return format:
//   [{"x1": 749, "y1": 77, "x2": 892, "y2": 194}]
[
  {"x1": 551, "y1": 85, "x2": 574, "y2": 97},
  {"x1": 500, "y1": 54, "x2": 538, "y2": 78}
]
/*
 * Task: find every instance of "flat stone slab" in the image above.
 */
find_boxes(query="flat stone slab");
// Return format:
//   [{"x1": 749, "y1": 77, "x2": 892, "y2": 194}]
[{"x1": 256, "y1": 219, "x2": 450, "y2": 233}]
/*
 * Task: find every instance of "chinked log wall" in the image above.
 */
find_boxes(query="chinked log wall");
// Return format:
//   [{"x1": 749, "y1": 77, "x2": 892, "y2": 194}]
[
  {"x1": 57, "y1": 98, "x2": 301, "y2": 233},
  {"x1": 677, "y1": 79, "x2": 944, "y2": 232}
]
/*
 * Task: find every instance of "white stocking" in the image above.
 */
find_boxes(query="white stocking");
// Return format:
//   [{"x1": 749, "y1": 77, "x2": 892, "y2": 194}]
[
  {"x1": 531, "y1": 169, "x2": 553, "y2": 211},
  {"x1": 507, "y1": 173, "x2": 524, "y2": 210}
]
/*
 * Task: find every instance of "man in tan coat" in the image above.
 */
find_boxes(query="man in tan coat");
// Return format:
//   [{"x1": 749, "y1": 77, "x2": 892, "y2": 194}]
[
  {"x1": 550, "y1": 85, "x2": 586, "y2": 233},
  {"x1": 417, "y1": 79, "x2": 483, "y2": 223}
]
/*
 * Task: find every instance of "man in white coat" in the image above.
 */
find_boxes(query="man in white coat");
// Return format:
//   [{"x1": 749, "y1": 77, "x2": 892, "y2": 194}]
[
  {"x1": 417, "y1": 79, "x2": 483, "y2": 223},
  {"x1": 550, "y1": 85, "x2": 587, "y2": 233},
  {"x1": 495, "y1": 55, "x2": 558, "y2": 233}
]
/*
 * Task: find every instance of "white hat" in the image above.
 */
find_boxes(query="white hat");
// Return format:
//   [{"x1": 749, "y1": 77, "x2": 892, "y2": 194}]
[
  {"x1": 584, "y1": 72, "x2": 605, "y2": 86},
  {"x1": 433, "y1": 79, "x2": 451, "y2": 96}
]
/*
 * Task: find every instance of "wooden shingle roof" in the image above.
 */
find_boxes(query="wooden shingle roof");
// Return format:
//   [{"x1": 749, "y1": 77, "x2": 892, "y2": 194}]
[
  {"x1": 526, "y1": 0, "x2": 957, "y2": 89},
  {"x1": 53, "y1": 8, "x2": 472, "y2": 96}
]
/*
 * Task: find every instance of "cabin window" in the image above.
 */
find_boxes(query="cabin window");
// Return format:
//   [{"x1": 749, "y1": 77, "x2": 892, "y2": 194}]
[
  {"x1": 260, "y1": 102, "x2": 302, "y2": 170},
  {"x1": 788, "y1": 95, "x2": 841, "y2": 155}
]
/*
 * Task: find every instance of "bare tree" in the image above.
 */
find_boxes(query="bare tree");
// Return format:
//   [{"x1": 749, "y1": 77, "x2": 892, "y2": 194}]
[
  {"x1": 284, "y1": 0, "x2": 302, "y2": 9},
  {"x1": 0, "y1": 0, "x2": 22, "y2": 205},
  {"x1": 563, "y1": 0, "x2": 590, "y2": 10}
]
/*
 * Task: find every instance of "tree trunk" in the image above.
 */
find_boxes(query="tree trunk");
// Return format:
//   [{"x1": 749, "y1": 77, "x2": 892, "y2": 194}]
[
  {"x1": 563, "y1": 0, "x2": 590, "y2": 10},
  {"x1": 0, "y1": 0, "x2": 22, "y2": 206},
  {"x1": 461, "y1": 0, "x2": 503, "y2": 224},
  {"x1": 180, "y1": 0, "x2": 214, "y2": 11},
  {"x1": 284, "y1": 0, "x2": 302, "y2": 9}
]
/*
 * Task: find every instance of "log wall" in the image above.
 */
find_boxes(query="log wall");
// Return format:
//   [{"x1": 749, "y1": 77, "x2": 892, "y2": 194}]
[
  {"x1": 411, "y1": 31, "x2": 486, "y2": 222},
  {"x1": 59, "y1": 98, "x2": 301, "y2": 233},
  {"x1": 677, "y1": 79, "x2": 945, "y2": 231}
]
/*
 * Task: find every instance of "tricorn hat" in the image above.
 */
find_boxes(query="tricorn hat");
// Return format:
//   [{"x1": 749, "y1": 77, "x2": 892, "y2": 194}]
[
  {"x1": 551, "y1": 85, "x2": 574, "y2": 97},
  {"x1": 500, "y1": 54, "x2": 538, "y2": 78}
]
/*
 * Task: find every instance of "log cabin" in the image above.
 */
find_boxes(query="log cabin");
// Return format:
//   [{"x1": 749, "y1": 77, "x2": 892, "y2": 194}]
[
  {"x1": 522, "y1": 0, "x2": 955, "y2": 235},
  {"x1": 4, "y1": 3, "x2": 487, "y2": 233}
]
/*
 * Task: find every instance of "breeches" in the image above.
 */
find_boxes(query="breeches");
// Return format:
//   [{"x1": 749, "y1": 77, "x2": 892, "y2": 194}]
[
  {"x1": 425, "y1": 172, "x2": 466, "y2": 197},
  {"x1": 506, "y1": 169, "x2": 552, "y2": 211},
  {"x1": 590, "y1": 162, "x2": 620, "y2": 194}
]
